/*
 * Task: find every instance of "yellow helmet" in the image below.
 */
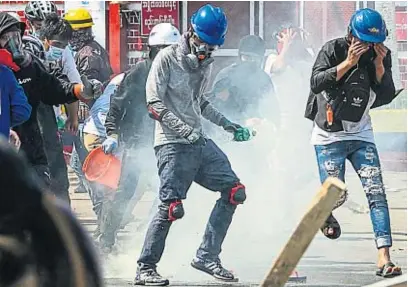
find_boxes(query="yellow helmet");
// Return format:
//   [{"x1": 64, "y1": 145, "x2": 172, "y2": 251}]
[{"x1": 64, "y1": 7, "x2": 94, "y2": 30}]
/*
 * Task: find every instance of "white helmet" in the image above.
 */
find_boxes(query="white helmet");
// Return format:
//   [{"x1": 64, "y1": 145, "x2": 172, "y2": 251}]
[{"x1": 148, "y1": 23, "x2": 181, "y2": 46}]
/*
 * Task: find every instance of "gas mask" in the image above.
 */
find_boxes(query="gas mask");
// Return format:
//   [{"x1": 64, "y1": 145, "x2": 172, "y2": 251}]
[
  {"x1": 0, "y1": 31, "x2": 26, "y2": 65},
  {"x1": 189, "y1": 34, "x2": 218, "y2": 61}
]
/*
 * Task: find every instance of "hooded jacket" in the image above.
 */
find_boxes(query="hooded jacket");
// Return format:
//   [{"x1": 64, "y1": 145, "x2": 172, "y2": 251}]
[{"x1": 146, "y1": 33, "x2": 226, "y2": 148}]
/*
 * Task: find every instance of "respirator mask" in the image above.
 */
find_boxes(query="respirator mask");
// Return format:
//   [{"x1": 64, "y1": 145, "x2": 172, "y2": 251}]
[
  {"x1": 0, "y1": 31, "x2": 26, "y2": 65},
  {"x1": 189, "y1": 33, "x2": 218, "y2": 61},
  {"x1": 186, "y1": 33, "x2": 217, "y2": 69}
]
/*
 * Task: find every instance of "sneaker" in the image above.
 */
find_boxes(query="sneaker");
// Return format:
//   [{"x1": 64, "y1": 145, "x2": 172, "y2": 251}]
[
  {"x1": 134, "y1": 267, "x2": 169, "y2": 286},
  {"x1": 191, "y1": 257, "x2": 238, "y2": 282}
]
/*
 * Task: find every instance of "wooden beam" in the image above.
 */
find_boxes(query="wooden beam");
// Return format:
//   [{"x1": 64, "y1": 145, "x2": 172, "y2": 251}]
[{"x1": 260, "y1": 177, "x2": 347, "y2": 287}]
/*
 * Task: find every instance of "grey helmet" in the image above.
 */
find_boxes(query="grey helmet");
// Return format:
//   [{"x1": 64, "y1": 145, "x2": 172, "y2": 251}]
[
  {"x1": 22, "y1": 34, "x2": 46, "y2": 62},
  {"x1": 24, "y1": 1, "x2": 57, "y2": 22}
]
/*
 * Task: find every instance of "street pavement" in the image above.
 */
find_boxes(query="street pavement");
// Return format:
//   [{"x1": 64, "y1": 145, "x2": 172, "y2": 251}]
[{"x1": 69, "y1": 167, "x2": 407, "y2": 287}]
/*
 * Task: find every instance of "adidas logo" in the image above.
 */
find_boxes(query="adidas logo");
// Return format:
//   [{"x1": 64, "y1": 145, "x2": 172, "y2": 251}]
[{"x1": 351, "y1": 97, "x2": 363, "y2": 107}]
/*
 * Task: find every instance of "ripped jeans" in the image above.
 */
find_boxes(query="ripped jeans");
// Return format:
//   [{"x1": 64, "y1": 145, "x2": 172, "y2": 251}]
[{"x1": 314, "y1": 140, "x2": 392, "y2": 249}]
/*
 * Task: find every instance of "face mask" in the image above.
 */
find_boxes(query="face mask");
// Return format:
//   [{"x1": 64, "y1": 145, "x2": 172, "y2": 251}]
[
  {"x1": 1, "y1": 32, "x2": 23, "y2": 57},
  {"x1": 189, "y1": 36, "x2": 218, "y2": 61},
  {"x1": 46, "y1": 45, "x2": 64, "y2": 62}
]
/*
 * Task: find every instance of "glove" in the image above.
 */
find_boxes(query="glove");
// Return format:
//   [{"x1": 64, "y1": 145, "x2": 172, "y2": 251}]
[
  {"x1": 76, "y1": 75, "x2": 101, "y2": 102},
  {"x1": 102, "y1": 136, "x2": 118, "y2": 154},
  {"x1": 220, "y1": 117, "x2": 252, "y2": 142},
  {"x1": 186, "y1": 131, "x2": 207, "y2": 146},
  {"x1": 89, "y1": 79, "x2": 103, "y2": 100}
]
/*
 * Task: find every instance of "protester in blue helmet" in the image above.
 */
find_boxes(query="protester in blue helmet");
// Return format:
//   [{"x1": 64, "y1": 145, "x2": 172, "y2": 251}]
[
  {"x1": 191, "y1": 4, "x2": 227, "y2": 45},
  {"x1": 346, "y1": 8, "x2": 389, "y2": 67},
  {"x1": 349, "y1": 8, "x2": 387, "y2": 43},
  {"x1": 133, "y1": 3, "x2": 252, "y2": 286},
  {"x1": 305, "y1": 8, "x2": 403, "y2": 279},
  {"x1": 188, "y1": 3, "x2": 227, "y2": 62}
]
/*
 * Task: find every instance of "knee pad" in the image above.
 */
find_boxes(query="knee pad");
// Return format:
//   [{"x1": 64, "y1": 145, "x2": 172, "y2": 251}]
[
  {"x1": 168, "y1": 200, "x2": 185, "y2": 221},
  {"x1": 229, "y1": 183, "x2": 246, "y2": 205}
]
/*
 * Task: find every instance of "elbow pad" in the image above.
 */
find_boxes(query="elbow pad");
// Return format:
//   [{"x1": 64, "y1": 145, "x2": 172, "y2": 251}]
[{"x1": 147, "y1": 102, "x2": 169, "y2": 122}]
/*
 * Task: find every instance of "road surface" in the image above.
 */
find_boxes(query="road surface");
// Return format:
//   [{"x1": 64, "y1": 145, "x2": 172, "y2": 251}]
[{"x1": 69, "y1": 167, "x2": 406, "y2": 287}]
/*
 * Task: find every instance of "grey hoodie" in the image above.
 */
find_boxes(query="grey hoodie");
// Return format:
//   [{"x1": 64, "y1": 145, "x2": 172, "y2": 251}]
[{"x1": 146, "y1": 33, "x2": 225, "y2": 147}]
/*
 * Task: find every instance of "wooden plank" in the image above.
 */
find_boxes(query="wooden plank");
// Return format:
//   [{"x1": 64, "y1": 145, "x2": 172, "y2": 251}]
[
  {"x1": 363, "y1": 275, "x2": 407, "y2": 287},
  {"x1": 260, "y1": 177, "x2": 347, "y2": 287}
]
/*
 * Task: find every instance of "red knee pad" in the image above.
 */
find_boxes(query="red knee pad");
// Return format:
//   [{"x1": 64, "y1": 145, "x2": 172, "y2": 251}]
[
  {"x1": 229, "y1": 183, "x2": 246, "y2": 205},
  {"x1": 168, "y1": 200, "x2": 185, "y2": 221}
]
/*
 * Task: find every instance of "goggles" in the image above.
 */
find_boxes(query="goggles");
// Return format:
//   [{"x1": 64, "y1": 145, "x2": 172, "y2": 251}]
[{"x1": 0, "y1": 31, "x2": 23, "y2": 55}]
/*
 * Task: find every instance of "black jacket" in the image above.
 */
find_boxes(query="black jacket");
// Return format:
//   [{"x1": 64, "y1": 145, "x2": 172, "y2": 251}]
[
  {"x1": 75, "y1": 40, "x2": 113, "y2": 84},
  {"x1": 105, "y1": 59, "x2": 154, "y2": 146},
  {"x1": 305, "y1": 37, "x2": 397, "y2": 125},
  {"x1": 13, "y1": 56, "x2": 78, "y2": 167}
]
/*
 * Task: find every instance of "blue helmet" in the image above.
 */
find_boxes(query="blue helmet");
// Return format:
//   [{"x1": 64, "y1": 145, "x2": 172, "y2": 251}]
[
  {"x1": 190, "y1": 4, "x2": 228, "y2": 46},
  {"x1": 349, "y1": 8, "x2": 387, "y2": 43}
]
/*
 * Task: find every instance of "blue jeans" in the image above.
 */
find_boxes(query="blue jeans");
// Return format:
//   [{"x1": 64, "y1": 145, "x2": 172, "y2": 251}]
[
  {"x1": 314, "y1": 140, "x2": 392, "y2": 249},
  {"x1": 137, "y1": 140, "x2": 242, "y2": 269}
]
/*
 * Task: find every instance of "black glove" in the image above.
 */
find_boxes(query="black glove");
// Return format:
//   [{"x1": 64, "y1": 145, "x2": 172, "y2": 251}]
[
  {"x1": 220, "y1": 117, "x2": 243, "y2": 133},
  {"x1": 219, "y1": 117, "x2": 252, "y2": 142},
  {"x1": 79, "y1": 75, "x2": 103, "y2": 101},
  {"x1": 186, "y1": 131, "x2": 207, "y2": 146}
]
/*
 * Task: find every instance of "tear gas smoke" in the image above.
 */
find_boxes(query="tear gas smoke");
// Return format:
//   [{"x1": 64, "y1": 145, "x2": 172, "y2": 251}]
[
  {"x1": 102, "y1": 43, "x2": 321, "y2": 285},
  {"x1": 101, "y1": 11, "x2": 404, "y2": 283}
]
